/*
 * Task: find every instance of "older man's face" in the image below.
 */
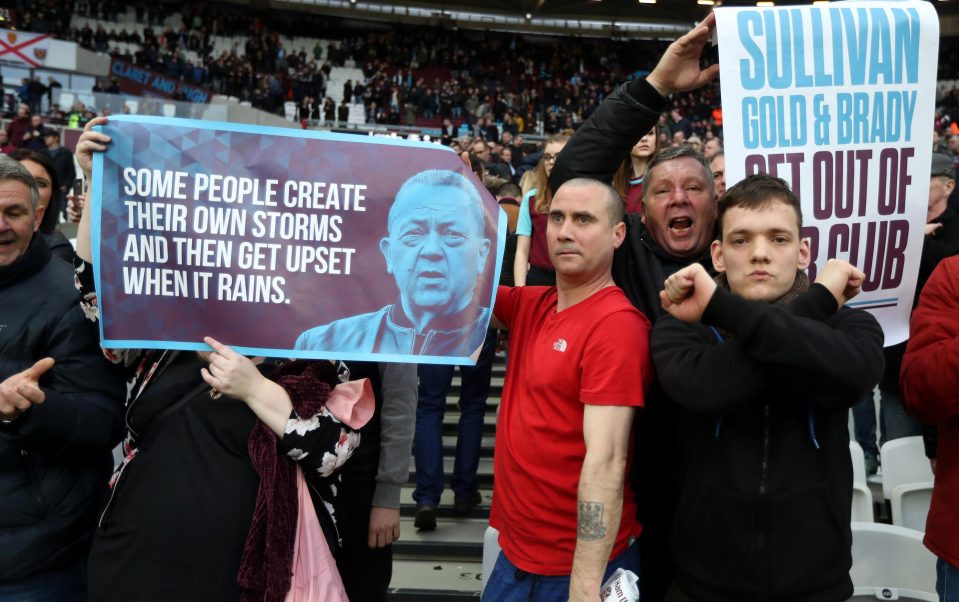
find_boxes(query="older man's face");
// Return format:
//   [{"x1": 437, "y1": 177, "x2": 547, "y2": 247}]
[
  {"x1": 380, "y1": 184, "x2": 491, "y2": 318},
  {"x1": 0, "y1": 180, "x2": 40, "y2": 267},
  {"x1": 643, "y1": 157, "x2": 717, "y2": 259}
]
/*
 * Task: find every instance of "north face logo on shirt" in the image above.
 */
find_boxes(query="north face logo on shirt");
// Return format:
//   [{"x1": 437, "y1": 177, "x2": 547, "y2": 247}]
[{"x1": 552, "y1": 338, "x2": 567, "y2": 352}]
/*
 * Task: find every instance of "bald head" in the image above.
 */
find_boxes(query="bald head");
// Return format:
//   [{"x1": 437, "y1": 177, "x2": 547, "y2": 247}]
[{"x1": 555, "y1": 178, "x2": 624, "y2": 226}]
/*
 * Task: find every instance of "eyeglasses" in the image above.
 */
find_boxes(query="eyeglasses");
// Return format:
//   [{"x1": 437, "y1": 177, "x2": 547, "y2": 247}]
[{"x1": 543, "y1": 152, "x2": 561, "y2": 163}]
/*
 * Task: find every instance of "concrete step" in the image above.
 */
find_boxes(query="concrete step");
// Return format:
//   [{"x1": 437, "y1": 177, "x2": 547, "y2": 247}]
[
  {"x1": 399, "y1": 486, "x2": 492, "y2": 519},
  {"x1": 393, "y1": 516, "x2": 488, "y2": 560},
  {"x1": 408, "y1": 457, "x2": 495, "y2": 489},
  {"x1": 388, "y1": 559, "x2": 482, "y2": 600},
  {"x1": 442, "y1": 434, "x2": 496, "y2": 458},
  {"x1": 442, "y1": 398, "x2": 500, "y2": 414},
  {"x1": 443, "y1": 411, "x2": 498, "y2": 436}
]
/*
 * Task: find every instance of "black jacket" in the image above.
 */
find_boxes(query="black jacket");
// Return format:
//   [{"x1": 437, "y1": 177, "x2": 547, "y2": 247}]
[
  {"x1": 651, "y1": 285, "x2": 885, "y2": 602},
  {"x1": 0, "y1": 236, "x2": 125, "y2": 580}
]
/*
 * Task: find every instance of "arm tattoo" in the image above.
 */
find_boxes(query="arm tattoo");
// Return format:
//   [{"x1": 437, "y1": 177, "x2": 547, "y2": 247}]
[{"x1": 577, "y1": 501, "x2": 607, "y2": 541}]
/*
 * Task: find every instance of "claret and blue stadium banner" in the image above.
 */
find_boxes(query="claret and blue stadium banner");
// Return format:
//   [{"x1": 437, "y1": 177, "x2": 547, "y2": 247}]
[
  {"x1": 716, "y1": 0, "x2": 938, "y2": 346},
  {"x1": 91, "y1": 116, "x2": 505, "y2": 364}
]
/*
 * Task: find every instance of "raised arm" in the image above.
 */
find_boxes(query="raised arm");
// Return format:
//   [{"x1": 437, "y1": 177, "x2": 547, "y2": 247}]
[
  {"x1": 568, "y1": 404, "x2": 635, "y2": 602},
  {"x1": 74, "y1": 116, "x2": 110, "y2": 264},
  {"x1": 549, "y1": 14, "x2": 718, "y2": 194}
]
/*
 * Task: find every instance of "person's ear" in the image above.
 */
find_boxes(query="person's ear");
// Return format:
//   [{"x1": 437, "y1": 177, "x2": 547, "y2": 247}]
[
  {"x1": 710, "y1": 239, "x2": 725, "y2": 273},
  {"x1": 477, "y1": 238, "x2": 491, "y2": 274},
  {"x1": 946, "y1": 178, "x2": 956, "y2": 196},
  {"x1": 33, "y1": 204, "x2": 45, "y2": 232},
  {"x1": 379, "y1": 237, "x2": 393, "y2": 273},
  {"x1": 797, "y1": 236, "x2": 811, "y2": 271},
  {"x1": 612, "y1": 220, "x2": 626, "y2": 249}
]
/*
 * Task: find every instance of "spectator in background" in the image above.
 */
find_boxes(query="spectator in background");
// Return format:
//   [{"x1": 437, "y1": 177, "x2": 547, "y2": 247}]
[
  {"x1": 7, "y1": 105, "x2": 31, "y2": 148},
  {"x1": 613, "y1": 126, "x2": 660, "y2": 214},
  {"x1": 513, "y1": 133, "x2": 570, "y2": 287},
  {"x1": 702, "y1": 136, "x2": 722, "y2": 159},
  {"x1": 900, "y1": 255, "x2": 959, "y2": 602},
  {"x1": 708, "y1": 150, "x2": 726, "y2": 198},
  {"x1": 0, "y1": 131, "x2": 15, "y2": 154},
  {"x1": 27, "y1": 77, "x2": 48, "y2": 115},
  {"x1": 43, "y1": 129, "x2": 75, "y2": 219},
  {"x1": 22, "y1": 115, "x2": 47, "y2": 152}
]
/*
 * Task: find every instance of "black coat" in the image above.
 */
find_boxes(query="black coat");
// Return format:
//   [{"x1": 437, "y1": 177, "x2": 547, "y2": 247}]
[
  {"x1": 651, "y1": 286, "x2": 884, "y2": 602},
  {"x1": 0, "y1": 236, "x2": 125, "y2": 580}
]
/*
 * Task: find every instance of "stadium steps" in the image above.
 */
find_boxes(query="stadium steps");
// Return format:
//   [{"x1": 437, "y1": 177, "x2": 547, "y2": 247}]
[{"x1": 388, "y1": 357, "x2": 504, "y2": 601}]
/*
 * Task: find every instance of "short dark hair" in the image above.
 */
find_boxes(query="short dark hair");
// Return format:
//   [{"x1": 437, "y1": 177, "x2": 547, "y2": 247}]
[
  {"x1": 497, "y1": 181, "x2": 522, "y2": 199},
  {"x1": 643, "y1": 145, "x2": 715, "y2": 203},
  {"x1": 717, "y1": 173, "x2": 802, "y2": 237}
]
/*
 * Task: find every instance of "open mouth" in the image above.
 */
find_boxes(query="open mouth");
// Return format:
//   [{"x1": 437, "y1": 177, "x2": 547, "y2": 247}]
[{"x1": 669, "y1": 217, "x2": 693, "y2": 234}]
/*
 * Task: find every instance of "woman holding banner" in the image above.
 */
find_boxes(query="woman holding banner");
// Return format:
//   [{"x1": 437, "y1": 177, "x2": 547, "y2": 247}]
[{"x1": 72, "y1": 116, "x2": 363, "y2": 602}]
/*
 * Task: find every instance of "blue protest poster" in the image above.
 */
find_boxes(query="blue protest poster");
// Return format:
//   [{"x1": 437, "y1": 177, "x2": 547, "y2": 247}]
[{"x1": 92, "y1": 116, "x2": 505, "y2": 364}]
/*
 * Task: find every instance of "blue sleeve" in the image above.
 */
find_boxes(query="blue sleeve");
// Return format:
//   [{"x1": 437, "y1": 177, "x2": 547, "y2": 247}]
[{"x1": 516, "y1": 189, "x2": 535, "y2": 237}]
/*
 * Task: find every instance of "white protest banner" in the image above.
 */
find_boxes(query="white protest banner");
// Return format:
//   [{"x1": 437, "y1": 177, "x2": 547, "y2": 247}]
[{"x1": 716, "y1": 1, "x2": 938, "y2": 345}]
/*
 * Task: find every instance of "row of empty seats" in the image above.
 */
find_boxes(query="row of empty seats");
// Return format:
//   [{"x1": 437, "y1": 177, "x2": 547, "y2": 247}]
[{"x1": 851, "y1": 436, "x2": 934, "y2": 531}]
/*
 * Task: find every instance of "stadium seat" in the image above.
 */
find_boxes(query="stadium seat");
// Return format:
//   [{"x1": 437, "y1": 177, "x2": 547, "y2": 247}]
[
  {"x1": 880, "y1": 437, "x2": 934, "y2": 531},
  {"x1": 849, "y1": 441, "x2": 875, "y2": 522},
  {"x1": 124, "y1": 99, "x2": 139, "y2": 115},
  {"x1": 283, "y1": 101, "x2": 296, "y2": 121},
  {"x1": 162, "y1": 103, "x2": 176, "y2": 118},
  {"x1": 849, "y1": 522, "x2": 937, "y2": 601},
  {"x1": 481, "y1": 526, "x2": 500, "y2": 594}
]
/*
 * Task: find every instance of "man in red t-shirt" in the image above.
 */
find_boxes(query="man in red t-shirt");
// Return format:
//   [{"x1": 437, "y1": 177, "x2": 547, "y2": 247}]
[{"x1": 483, "y1": 178, "x2": 652, "y2": 602}]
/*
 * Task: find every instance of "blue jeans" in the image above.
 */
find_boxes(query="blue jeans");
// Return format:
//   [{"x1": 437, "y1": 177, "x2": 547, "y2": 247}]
[
  {"x1": 939, "y1": 557, "x2": 959, "y2": 602},
  {"x1": 879, "y1": 387, "x2": 923, "y2": 446},
  {"x1": 852, "y1": 391, "x2": 879, "y2": 458},
  {"x1": 0, "y1": 555, "x2": 86, "y2": 602},
  {"x1": 413, "y1": 330, "x2": 496, "y2": 506},
  {"x1": 482, "y1": 540, "x2": 640, "y2": 601}
]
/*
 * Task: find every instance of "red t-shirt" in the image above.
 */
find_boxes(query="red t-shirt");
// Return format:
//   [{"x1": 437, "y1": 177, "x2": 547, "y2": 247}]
[{"x1": 491, "y1": 285, "x2": 651, "y2": 575}]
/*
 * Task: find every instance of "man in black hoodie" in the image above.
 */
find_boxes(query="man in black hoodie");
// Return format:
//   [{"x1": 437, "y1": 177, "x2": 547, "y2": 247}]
[{"x1": 650, "y1": 174, "x2": 884, "y2": 602}]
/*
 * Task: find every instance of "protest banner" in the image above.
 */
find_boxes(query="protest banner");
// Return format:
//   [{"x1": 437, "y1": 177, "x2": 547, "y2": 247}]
[
  {"x1": 91, "y1": 116, "x2": 504, "y2": 364},
  {"x1": 716, "y1": 0, "x2": 938, "y2": 345}
]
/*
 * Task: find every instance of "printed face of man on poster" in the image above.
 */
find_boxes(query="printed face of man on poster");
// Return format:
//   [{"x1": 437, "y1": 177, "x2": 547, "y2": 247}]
[
  {"x1": 381, "y1": 170, "x2": 491, "y2": 331},
  {"x1": 295, "y1": 169, "x2": 493, "y2": 359}
]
